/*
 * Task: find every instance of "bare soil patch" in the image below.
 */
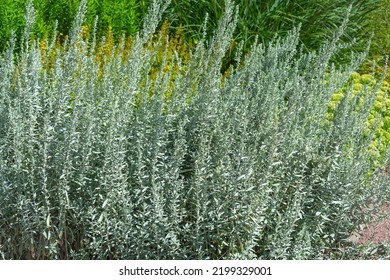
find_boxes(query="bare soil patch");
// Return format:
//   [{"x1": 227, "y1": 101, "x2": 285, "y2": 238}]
[{"x1": 349, "y1": 202, "x2": 390, "y2": 244}]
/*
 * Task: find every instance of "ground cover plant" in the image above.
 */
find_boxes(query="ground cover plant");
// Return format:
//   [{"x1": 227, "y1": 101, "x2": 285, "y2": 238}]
[{"x1": 0, "y1": 0, "x2": 390, "y2": 260}]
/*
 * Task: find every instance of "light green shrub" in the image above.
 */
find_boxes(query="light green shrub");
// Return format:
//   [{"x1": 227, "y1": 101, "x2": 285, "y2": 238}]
[
  {"x1": 0, "y1": 0, "x2": 389, "y2": 260},
  {"x1": 328, "y1": 71, "x2": 390, "y2": 166}
]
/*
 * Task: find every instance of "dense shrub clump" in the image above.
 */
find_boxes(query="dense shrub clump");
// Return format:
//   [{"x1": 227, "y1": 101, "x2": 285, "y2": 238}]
[{"x1": 0, "y1": 0, "x2": 389, "y2": 259}]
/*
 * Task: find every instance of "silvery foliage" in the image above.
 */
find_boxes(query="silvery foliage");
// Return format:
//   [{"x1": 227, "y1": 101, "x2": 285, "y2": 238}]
[{"x1": 0, "y1": 0, "x2": 389, "y2": 259}]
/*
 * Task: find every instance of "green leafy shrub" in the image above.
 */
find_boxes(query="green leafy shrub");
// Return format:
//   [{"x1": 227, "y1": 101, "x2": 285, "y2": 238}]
[
  {"x1": 0, "y1": 0, "x2": 149, "y2": 52},
  {"x1": 328, "y1": 71, "x2": 390, "y2": 167},
  {"x1": 0, "y1": 0, "x2": 26, "y2": 51},
  {"x1": 0, "y1": 0, "x2": 389, "y2": 260}
]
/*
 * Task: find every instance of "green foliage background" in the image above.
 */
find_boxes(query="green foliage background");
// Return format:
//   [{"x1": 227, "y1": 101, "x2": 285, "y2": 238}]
[
  {"x1": 167, "y1": 0, "x2": 380, "y2": 60},
  {"x1": 1, "y1": 0, "x2": 390, "y2": 62},
  {"x1": 364, "y1": 0, "x2": 390, "y2": 60},
  {"x1": 0, "y1": 0, "x2": 148, "y2": 51}
]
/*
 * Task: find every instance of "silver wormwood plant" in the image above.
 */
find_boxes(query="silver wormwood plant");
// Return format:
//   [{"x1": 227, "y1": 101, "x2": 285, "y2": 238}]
[{"x1": 0, "y1": 0, "x2": 389, "y2": 260}]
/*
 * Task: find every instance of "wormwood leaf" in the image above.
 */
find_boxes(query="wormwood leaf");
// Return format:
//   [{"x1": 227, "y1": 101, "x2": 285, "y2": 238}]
[
  {"x1": 46, "y1": 214, "x2": 51, "y2": 228},
  {"x1": 102, "y1": 199, "x2": 108, "y2": 209},
  {"x1": 98, "y1": 213, "x2": 104, "y2": 224},
  {"x1": 331, "y1": 201, "x2": 343, "y2": 205}
]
